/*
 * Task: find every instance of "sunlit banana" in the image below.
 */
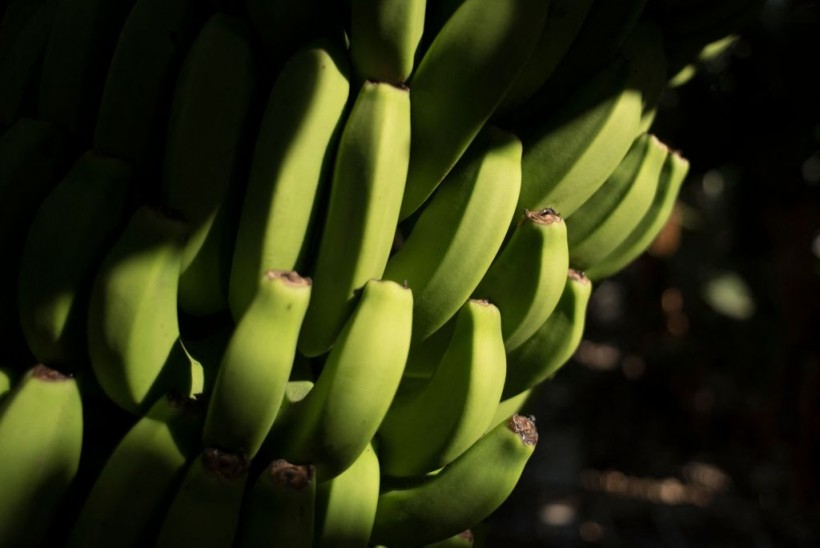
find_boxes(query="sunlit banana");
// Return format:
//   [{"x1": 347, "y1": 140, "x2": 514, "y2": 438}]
[
  {"x1": 203, "y1": 270, "x2": 311, "y2": 459},
  {"x1": 155, "y1": 447, "x2": 251, "y2": 548},
  {"x1": 0, "y1": 365, "x2": 83, "y2": 547},
  {"x1": 67, "y1": 392, "x2": 203, "y2": 548},
  {"x1": 371, "y1": 415, "x2": 539, "y2": 547},
  {"x1": 18, "y1": 151, "x2": 131, "y2": 370},
  {"x1": 474, "y1": 208, "x2": 569, "y2": 351},
  {"x1": 284, "y1": 279, "x2": 413, "y2": 481},
  {"x1": 586, "y1": 150, "x2": 690, "y2": 281},
  {"x1": 229, "y1": 39, "x2": 349, "y2": 320},
  {"x1": 349, "y1": 0, "x2": 425, "y2": 83},
  {"x1": 566, "y1": 133, "x2": 669, "y2": 271},
  {"x1": 503, "y1": 269, "x2": 592, "y2": 398},
  {"x1": 384, "y1": 126, "x2": 521, "y2": 343},
  {"x1": 298, "y1": 81, "x2": 410, "y2": 358},
  {"x1": 315, "y1": 442, "x2": 380, "y2": 547},
  {"x1": 236, "y1": 460, "x2": 316, "y2": 548},
  {"x1": 378, "y1": 299, "x2": 506, "y2": 477},
  {"x1": 398, "y1": 0, "x2": 548, "y2": 219},
  {"x1": 87, "y1": 204, "x2": 195, "y2": 414}
]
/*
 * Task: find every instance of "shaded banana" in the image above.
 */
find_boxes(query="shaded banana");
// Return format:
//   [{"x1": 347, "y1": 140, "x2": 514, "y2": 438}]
[
  {"x1": 474, "y1": 208, "x2": 569, "y2": 351},
  {"x1": 503, "y1": 269, "x2": 592, "y2": 398},
  {"x1": 298, "y1": 81, "x2": 410, "y2": 358},
  {"x1": 566, "y1": 133, "x2": 669, "y2": 271},
  {"x1": 398, "y1": 0, "x2": 548, "y2": 219},
  {"x1": 586, "y1": 150, "x2": 690, "y2": 281},
  {"x1": 0, "y1": 365, "x2": 83, "y2": 547},
  {"x1": 378, "y1": 299, "x2": 506, "y2": 477},
  {"x1": 384, "y1": 126, "x2": 521, "y2": 343},
  {"x1": 229, "y1": 39, "x2": 349, "y2": 320},
  {"x1": 489, "y1": 389, "x2": 533, "y2": 431},
  {"x1": 18, "y1": 151, "x2": 131, "y2": 370},
  {"x1": 203, "y1": 270, "x2": 311, "y2": 459},
  {"x1": 67, "y1": 392, "x2": 203, "y2": 548},
  {"x1": 621, "y1": 22, "x2": 668, "y2": 135},
  {"x1": 370, "y1": 415, "x2": 539, "y2": 547},
  {"x1": 0, "y1": 0, "x2": 49, "y2": 64}
]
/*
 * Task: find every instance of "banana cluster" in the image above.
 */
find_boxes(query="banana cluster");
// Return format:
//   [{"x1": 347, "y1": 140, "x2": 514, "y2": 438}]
[{"x1": 0, "y1": 0, "x2": 755, "y2": 545}]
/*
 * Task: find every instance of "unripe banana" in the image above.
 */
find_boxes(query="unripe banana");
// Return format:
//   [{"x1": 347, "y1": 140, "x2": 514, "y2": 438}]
[
  {"x1": 398, "y1": 0, "x2": 548, "y2": 219},
  {"x1": 378, "y1": 299, "x2": 506, "y2": 477},
  {"x1": 621, "y1": 22, "x2": 668, "y2": 135},
  {"x1": 67, "y1": 392, "x2": 203, "y2": 548},
  {"x1": 566, "y1": 133, "x2": 669, "y2": 271},
  {"x1": 384, "y1": 126, "x2": 521, "y2": 343},
  {"x1": 0, "y1": 365, "x2": 83, "y2": 547},
  {"x1": 503, "y1": 270, "x2": 592, "y2": 398},
  {"x1": 298, "y1": 81, "x2": 410, "y2": 358},
  {"x1": 586, "y1": 150, "x2": 690, "y2": 281},
  {"x1": 315, "y1": 442, "x2": 380, "y2": 547},
  {"x1": 236, "y1": 460, "x2": 316, "y2": 548},
  {"x1": 284, "y1": 279, "x2": 413, "y2": 481},
  {"x1": 18, "y1": 151, "x2": 131, "y2": 370},
  {"x1": 474, "y1": 208, "x2": 569, "y2": 351},
  {"x1": 203, "y1": 270, "x2": 311, "y2": 459},
  {"x1": 371, "y1": 415, "x2": 539, "y2": 547},
  {"x1": 349, "y1": 0, "x2": 426, "y2": 83},
  {"x1": 87, "y1": 204, "x2": 195, "y2": 414},
  {"x1": 0, "y1": 367, "x2": 13, "y2": 402},
  {"x1": 229, "y1": 40, "x2": 349, "y2": 320},
  {"x1": 155, "y1": 448, "x2": 251, "y2": 548}
]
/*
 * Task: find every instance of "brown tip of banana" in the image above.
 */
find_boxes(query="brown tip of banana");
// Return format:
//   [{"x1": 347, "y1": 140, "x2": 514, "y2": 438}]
[
  {"x1": 202, "y1": 448, "x2": 251, "y2": 479},
  {"x1": 568, "y1": 269, "x2": 590, "y2": 284},
  {"x1": 268, "y1": 459, "x2": 315, "y2": 490},
  {"x1": 31, "y1": 364, "x2": 72, "y2": 381},
  {"x1": 264, "y1": 269, "x2": 312, "y2": 287},
  {"x1": 508, "y1": 414, "x2": 538, "y2": 446},
  {"x1": 525, "y1": 208, "x2": 562, "y2": 224}
]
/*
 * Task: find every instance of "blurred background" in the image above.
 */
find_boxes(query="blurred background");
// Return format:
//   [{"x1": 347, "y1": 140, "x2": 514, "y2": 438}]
[{"x1": 487, "y1": 1, "x2": 820, "y2": 546}]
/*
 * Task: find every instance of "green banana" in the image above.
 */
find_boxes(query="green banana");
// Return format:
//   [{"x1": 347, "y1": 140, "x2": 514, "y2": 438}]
[
  {"x1": 398, "y1": 0, "x2": 548, "y2": 219},
  {"x1": 621, "y1": 22, "x2": 669, "y2": 135},
  {"x1": 67, "y1": 392, "x2": 203, "y2": 548},
  {"x1": 474, "y1": 208, "x2": 569, "y2": 351},
  {"x1": 92, "y1": 0, "x2": 205, "y2": 172},
  {"x1": 86, "y1": 204, "x2": 196, "y2": 415},
  {"x1": 378, "y1": 299, "x2": 506, "y2": 477},
  {"x1": 503, "y1": 269, "x2": 592, "y2": 398},
  {"x1": 236, "y1": 460, "x2": 316, "y2": 548},
  {"x1": 0, "y1": 365, "x2": 83, "y2": 547},
  {"x1": 203, "y1": 270, "x2": 311, "y2": 459},
  {"x1": 17, "y1": 151, "x2": 131, "y2": 370},
  {"x1": 0, "y1": 366, "x2": 13, "y2": 402},
  {"x1": 256, "y1": 378, "x2": 315, "y2": 466},
  {"x1": 37, "y1": 0, "x2": 136, "y2": 143},
  {"x1": 425, "y1": 530, "x2": 475, "y2": 548},
  {"x1": 297, "y1": 81, "x2": 410, "y2": 358},
  {"x1": 315, "y1": 442, "x2": 380, "y2": 547},
  {"x1": 283, "y1": 279, "x2": 413, "y2": 481},
  {"x1": 229, "y1": 39, "x2": 349, "y2": 320},
  {"x1": 384, "y1": 126, "x2": 521, "y2": 343},
  {"x1": 370, "y1": 415, "x2": 539, "y2": 547},
  {"x1": 155, "y1": 447, "x2": 251, "y2": 548},
  {"x1": 349, "y1": 0, "x2": 426, "y2": 83},
  {"x1": 586, "y1": 150, "x2": 690, "y2": 280},
  {"x1": 518, "y1": 55, "x2": 643, "y2": 218},
  {"x1": 566, "y1": 133, "x2": 669, "y2": 271}
]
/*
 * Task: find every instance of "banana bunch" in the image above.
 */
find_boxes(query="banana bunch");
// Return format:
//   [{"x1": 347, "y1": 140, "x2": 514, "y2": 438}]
[{"x1": 0, "y1": 0, "x2": 754, "y2": 545}]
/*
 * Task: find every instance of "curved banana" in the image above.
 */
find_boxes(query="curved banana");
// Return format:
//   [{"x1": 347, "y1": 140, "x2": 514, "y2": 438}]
[
  {"x1": 0, "y1": 365, "x2": 83, "y2": 547},
  {"x1": 86, "y1": 204, "x2": 195, "y2": 414},
  {"x1": 67, "y1": 392, "x2": 203, "y2": 548},
  {"x1": 566, "y1": 133, "x2": 669, "y2": 271},
  {"x1": 229, "y1": 39, "x2": 349, "y2": 320},
  {"x1": 503, "y1": 269, "x2": 592, "y2": 398},
  {"x1": 474, "y1": 208, "x2": 569, "y2": 351},
  {"x1": 155, "y1": 447, "x2": 251, "y2": 548},
  {"x1": 18, "y1": 151, "x2": 131, "y2": 370},
  {"x1": 349, "y1": 0, "x2": 425, "y2": 83},
  {"x1": 398, "y1": 0, "x2": 548, "y2": 219},
  {"x1": 586, "y1": 150, "x2": 690, "y2": 281},
  {"x1": 370, "y1": 415, "x2": 539, "y2": 547},
  {"x1": 315, "y1": 442, "x2": 380, "y2": 547},
  {"x1": 203, "y1": 270, "x2": 311, "y2": 459},
  {"x1": 378, "y1": 299, "x2": 506, "y2": 477},
  {"x1": 236, "y1": 460, "x2": 316, "y2": 548},
  {"x1": 285, "y1": 279, "x2": 413, "y2": 481},
  {"x1": 297, "y1": 81, "x2": 410, "y2": 358},
  {"x1": 384, "y1": 126, "x2": 521, "y2": 343}
]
